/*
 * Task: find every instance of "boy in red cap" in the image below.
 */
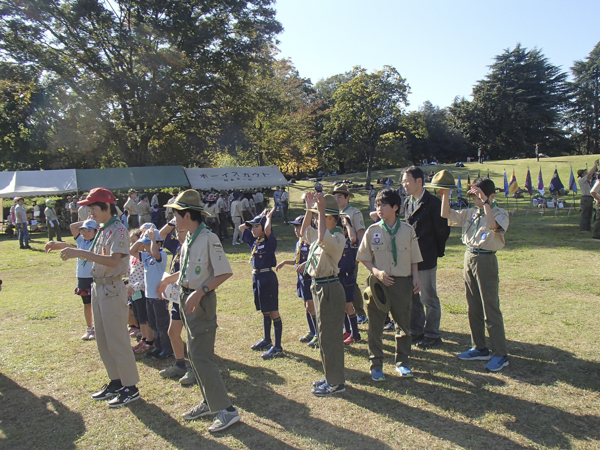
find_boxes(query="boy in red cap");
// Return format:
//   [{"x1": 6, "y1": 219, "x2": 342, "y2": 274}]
[{"x1": 60, "y1": 187, "x2": 140, "y2": 407}]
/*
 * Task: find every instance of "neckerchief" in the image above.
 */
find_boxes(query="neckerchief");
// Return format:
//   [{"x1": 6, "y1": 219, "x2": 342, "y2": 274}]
[
  {"x1": 170, "y1": 245, "x2": 182, "y2": 274},
  {"x1": 251, "y1": 236, "x2": 265, "y2": 259},
  {"x1": 178, "y1": 222, "x2": 207, "y2": 285},
  {"x1": 461, "y1": 200, "x2": 498, "y2": 244},
  {"x1": 380, "y1": 219, "x2": 401, "y2": 266},
  {"x1": 82, "y1": 216, "x2": 120, "y2": 266},
  {"x1": 303, "y1": 227, "x2": 343, "y2": 275},
  {"x1": 295, "y1": 238, "x2": 303, "y2": 265}
]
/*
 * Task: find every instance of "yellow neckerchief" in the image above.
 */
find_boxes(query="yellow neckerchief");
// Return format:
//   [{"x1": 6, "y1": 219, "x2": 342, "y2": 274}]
[
  {"x1": 251, "y1": 236, "x2": 265, "y2": 259},
  {"x1": 295, "y1": 238, "x2": 303, "y2": 265}
]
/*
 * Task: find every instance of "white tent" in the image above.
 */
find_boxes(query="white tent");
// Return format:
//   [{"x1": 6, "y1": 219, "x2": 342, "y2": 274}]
[
  {"x1": 184, "y1": 166, "x2": 288, "y2": 191},
  {"x1": 0, "y1": 169, "x2": 78, "y2": 197}
]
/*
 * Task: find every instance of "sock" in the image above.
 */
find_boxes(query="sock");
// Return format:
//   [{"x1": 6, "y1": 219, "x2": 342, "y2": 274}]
[
  {"x1": 344, "y1": 314, "x2": 351, "y2": 334},
  {"x1": 349, "y1": 313, "x2": 360, "y2": 339},
  {"x1": 175, "y1": 359, "x2": 186, "y2": 369},
  {"x1": 306, "y1": 312, "x2": 316, "y2": 335},
  {"x1": 263, "y1": 313, "x2": 272, "y2": 342},
  {"x1": 312, "y1": 315, "x2": 317, "y2": 334},
  {"x1": 273, "y1": 317, "x2": 282, "y2": 348},
  {"x1": 110, "y1": 379, "x2": 123, "y2": 388},
  {"x1": 124, "y1": 385, "x2": 137, "y2": 392}
]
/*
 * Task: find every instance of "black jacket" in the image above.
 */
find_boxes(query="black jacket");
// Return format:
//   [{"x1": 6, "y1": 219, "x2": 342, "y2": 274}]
[{"x1": 403, "y1": 189, "x2": 450, "y2": 271}]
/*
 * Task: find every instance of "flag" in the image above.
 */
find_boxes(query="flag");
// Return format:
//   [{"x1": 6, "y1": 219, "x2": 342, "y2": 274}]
[
  {"x1": 503, "y1": 169, "x2": 509, "y2": 197},
  {"x1": 508, "y1": 169, "x2": 519, "y2": 195},
  {"x1": 549, "y1": 168, "x2": 564, "y2": 194},
  {"x1": 456, "y1": 174, "x2": 462, "y2": 197},
  {"x1": 569, "y1": 166, "x2": 578, "y2": 194},
  {"x1": 537, "y1": 168, "x2": 545, "y2": 196},
  {"x1": 524, "y1": 168, "x2": 533, "y2": 195}
]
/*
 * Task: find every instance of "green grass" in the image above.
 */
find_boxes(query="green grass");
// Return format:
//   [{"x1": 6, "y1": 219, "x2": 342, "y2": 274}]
[{"x1": 1, "y1": 156, "x2": 600, "y2": 449}]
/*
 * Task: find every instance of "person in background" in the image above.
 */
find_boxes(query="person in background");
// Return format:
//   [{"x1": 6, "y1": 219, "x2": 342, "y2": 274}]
[
  {"x1": 230, "y1": 192, "x2": 244, "y2": 245},
  {"x1": 44, "y1": 199, "x2": 62, "y2": 242},
  {"x1": 137, "y1": 194, "x2": 152, "y2": 224},
  {"x1": 578, "y1": 160, "x2": 598, "y2": 232},
  {"x1": 273, "y1": 187, "x2": 282, "y2": 218},
  {"x1": 14, "y1": 197, "x2": 31, "y2": 250},
  {"x1": 216, "y1": 191, "x2": 230, "y2": 240},
  {"x1": 78, "y1": 195, "x2": 91, "y2": 221},
  {"x1": 151, "y1": 191, "x2": 159, "y2": 208},
  {"x1": 281, "y1": 187, "x2": 289, "y2": 224},
  {"x1": 124, "y1": 189, "x2": 139, "y2": 229},
  {"x1": 254, "y1": 189, "x2": 264, "y2": 213}
]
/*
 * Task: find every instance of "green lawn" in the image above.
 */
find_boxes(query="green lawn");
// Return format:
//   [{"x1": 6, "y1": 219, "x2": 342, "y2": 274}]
[{"x1": 1, "y1": 156, "x2": 599, "y2": 449}]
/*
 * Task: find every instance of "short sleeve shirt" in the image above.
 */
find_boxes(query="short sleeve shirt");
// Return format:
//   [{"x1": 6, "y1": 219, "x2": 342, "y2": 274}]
[
  {"x1": 75, "y1": 234, "x2": 94, "y2": 278},
  {"x1": 341, "y1": 205, "x2": 365, "y2": 233},
  {"x1": 579, "y1": 177, "x2": 593, "y2": 196},
  {"x1": 592, "y1": 179, "x2": 600, "y2": 197},
  {"x1": 204, "y1": 203, "x2": 219, "y2": 218},
  {"x1": 303, "y1": 227, "x2": 345, "y2": 278},
  {"x1": 124, "y1": 197, "x2": 138, "y2": 215},
  {"x1": 78, "y1": 205, "x2": 90, "y2": 221},
  {"x1": 357, "y1": 221, "x2": 422, "y2": 277},
  {"x1": 231, "y1": 200, "x2": 243, "y2": 219},
  {"x1": 15, "y1": 205, "x2": 27, "y2": 224},
  {"x1": 447, "y1": 205, "x2": 509, "y2": 251},
  {"x1": 242, "y1": 229, "x2": 277, "y2": 270},
  {"x1": 180, "y1": 227, "x2": 232, "y2": 290},
  {"x1": 90, "y1": 220, "x2": 130, "y2": 279},
  {"x1": 141, "y1": 249, "x2": 167, "y2": 299}
]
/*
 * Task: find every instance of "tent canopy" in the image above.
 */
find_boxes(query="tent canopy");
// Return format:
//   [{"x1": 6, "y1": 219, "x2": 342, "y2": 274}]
[
  {"x1": 77, "y1": 166, "x2": 189, "y2": 192},
  {"x1": 0, "y1": 169, "x2": 77, "y2": 197},
  {"x1": 185, "y1": 166, "x2": 287, "y2": 191}
]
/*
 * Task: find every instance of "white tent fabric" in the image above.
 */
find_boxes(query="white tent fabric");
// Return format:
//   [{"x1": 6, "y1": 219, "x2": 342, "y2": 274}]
[
  {"x1": 0, "y1": 169, "x2": 78, "y2": 197},
  {"x1": 184, "y1": 166, "x2": 288, "y2": 190}
]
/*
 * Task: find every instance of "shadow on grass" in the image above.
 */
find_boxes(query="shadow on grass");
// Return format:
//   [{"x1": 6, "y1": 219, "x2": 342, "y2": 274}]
[{"x1": 0, "y1": 373, "x2": 85, "y2": 450}]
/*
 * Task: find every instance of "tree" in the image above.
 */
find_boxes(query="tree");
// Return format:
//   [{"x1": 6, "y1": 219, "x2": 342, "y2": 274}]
[
  {"x1": 569, "y1": 41, "x2": 600, "y2": 154},
  {"x1": 450, "y1": 44, "x2": 569, "y2": 159},
  {"x1": 0, "y1": 0, "x2": 282, "y2": 167},
  {"x1": 324, "y1": 66, "x2": 409, "y2": 185}
]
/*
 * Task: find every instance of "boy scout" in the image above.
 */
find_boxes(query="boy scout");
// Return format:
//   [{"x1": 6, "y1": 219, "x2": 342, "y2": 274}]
[
  {"x1": 157, "y1": 189, "x2": 240, "y2": 432},
  {"x1": 357, "y1": 189, "x2": 422, "y2": 381},
  {"x1": 440, "y1": 175, "x2": 509, "y2": 372},
  {"x1": 299, "y1": 193, "x2": 346, "y2": 396},
  {"x1": 60, "y1": 188, "x2": 140, "y2": 407}
]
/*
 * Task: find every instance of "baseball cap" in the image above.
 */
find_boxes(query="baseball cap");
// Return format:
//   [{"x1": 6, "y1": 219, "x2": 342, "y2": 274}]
[
  {"x1": 138, "y1": 223, "x2": 164, "y2": 244},
  {"x1": 78, "y1": 187, "x2": 116, "y2": 206},
  {"x1": 245, "y1": 214, "x2": 267, "y2": 228},
  {"x1": 288, "y1": 215, "x2": 305, "y2": 226},
  {"x1": 79, "y1": 219, "x2": 98, "y2": 230}
]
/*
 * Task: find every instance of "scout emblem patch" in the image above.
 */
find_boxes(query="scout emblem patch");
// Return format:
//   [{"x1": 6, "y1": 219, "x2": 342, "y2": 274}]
[
  {"x1": 195, "y1": 266, "x2": 201, "y2": 275},
  {"x1": 373, "y1": 232, "x2": 381, "y2": 244},
  {"x1": 481, "y1": 232, "x2": 488, "y2": 240}
]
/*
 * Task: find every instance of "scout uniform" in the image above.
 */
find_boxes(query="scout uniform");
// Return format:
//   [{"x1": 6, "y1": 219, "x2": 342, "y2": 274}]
[
  {"x1": 89, "y1": 214, "x2": 140, "y2": 389},
  {"x1": 447, "y1": 202, "x2": 509, "y2": 358},
  {"x1": 339, "y1": 235, "x2": 361, "y2": 342},
  {"x1": 230, "y1": 193, "x2": 244, "y2": 244},
  {"x1": 303, "y1": 197, "x2": 346, "y2": 392},
  {"x1": 124, "y1": 191, "x2": 139, "y2": 229},
  {"x1": 357, "y1": 219, "x2": 422, "y2": 371},
  {"x1": 44, "y1": 200, "x2": 62, "y2": 241}
]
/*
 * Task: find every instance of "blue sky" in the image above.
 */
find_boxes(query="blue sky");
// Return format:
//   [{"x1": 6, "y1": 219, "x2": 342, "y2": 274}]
[{"x1": 274, "y1": 0, "x2": 600, "y2": 110}]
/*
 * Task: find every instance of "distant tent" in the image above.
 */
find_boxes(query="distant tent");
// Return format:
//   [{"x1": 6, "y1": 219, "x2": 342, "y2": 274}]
[{"x1": 0, "y1": 169, "x2": 77, "y2": 197}]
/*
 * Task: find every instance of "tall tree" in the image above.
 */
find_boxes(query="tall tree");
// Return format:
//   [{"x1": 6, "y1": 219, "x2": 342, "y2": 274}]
[{"x1": 0, "y1": 0, "x2": 282, "y2": 167}]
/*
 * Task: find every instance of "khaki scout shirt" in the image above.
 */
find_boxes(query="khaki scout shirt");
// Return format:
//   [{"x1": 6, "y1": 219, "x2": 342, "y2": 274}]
[
  {"x1": 447, "y1": 205, "x2": 509, "y2": 251},
  {"x1": 180, "y1": 228, "x2": 232, "y2": 290},
  {"x1": 302, "y1": 227, "x2": 345, "y2": 279},
  {"x1": 124, "y1": 197, "x2": 138, "y2": 215},
  {"x1": 78, "y1": 205, "x2": 91, "y2": 221},
  {"x1": 90, "y1": 220, "x2": 130, "y2": 279},
  {"x1": 341, "y1": 205, "x2": 365, "y2": 233},
  {"x1": 357, "y1": 221, "x2": 422, "y2": 277}
]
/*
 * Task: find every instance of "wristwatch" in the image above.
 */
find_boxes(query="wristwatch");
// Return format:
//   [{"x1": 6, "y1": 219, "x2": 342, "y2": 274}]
[
  {"x1": 483, "y1": 198, "x2": 490, "y2": 205},
  {"x1": 201, "y1": 285, "x2": 210, "y2": 294}
]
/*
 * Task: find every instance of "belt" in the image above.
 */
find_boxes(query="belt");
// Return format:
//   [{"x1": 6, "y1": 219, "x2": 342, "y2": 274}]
[
  {"x1": 181, "y1": 286, "x2": 195, "y2": 295},
  {"x1": 467, "y1": 248, "x2": 496, "y2": 254},
  {"x1": 582, "y1": 195, "x2": 592, "y2": 198},
  {"x1": 314, "y1": 276, "x2": 339, "y2": 284},
  {"x1": 93, "y1": 276, "x2": 123, "y2": 285},
  {"x1": 252, "y1": 268, "x2": 273, "y2": 274}
]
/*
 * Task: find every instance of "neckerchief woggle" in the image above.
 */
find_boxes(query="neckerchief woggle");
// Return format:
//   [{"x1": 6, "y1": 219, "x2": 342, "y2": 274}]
[
  {"x1": 82, "y1": 216, "x2": 120, "y2": 266},
  {"x1": 380, "y1": 219, "x2": 401, "y2": 266},
  {"x1": 178, "y1": 222, "x2": 207, "y2": 285}
]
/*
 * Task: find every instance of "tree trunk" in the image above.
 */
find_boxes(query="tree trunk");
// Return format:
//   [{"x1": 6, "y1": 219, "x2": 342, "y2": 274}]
[{"x1": 365, "y1": 143, "x2": 375, "y2": 187}]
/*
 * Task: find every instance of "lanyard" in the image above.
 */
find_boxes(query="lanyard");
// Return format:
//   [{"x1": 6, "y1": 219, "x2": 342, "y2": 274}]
[
  {"x1": 303, "y1": 228, "x2": 342, "y2": 275},
  {"x1": 178, "y1": 223, "x2": 207, "y2": 285}
]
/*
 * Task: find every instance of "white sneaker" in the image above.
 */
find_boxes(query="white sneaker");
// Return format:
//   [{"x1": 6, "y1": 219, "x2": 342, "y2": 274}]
[{"x1": 81, "y1": 327, "x2": 95, "y2": 340}]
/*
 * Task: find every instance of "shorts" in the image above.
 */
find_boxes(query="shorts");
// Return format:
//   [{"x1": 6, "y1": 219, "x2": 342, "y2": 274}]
[
  {"x1": 297, "y1": 275, "x2": 313, "y2": 301},
  {"x1": 340, "y1": 274, "x2": 356, "y2": 303},
  {"x1": 76, "y1": 277, "x2": 93, "y2": 305},
  {"x1": 252, "y1": 271, "x2": 279, "y2": 313},
  {"x1": 131, "y1": 292, "x2": 148, "y2": 325},
  {"x1": 171, "y1": 302, "x2": 181, "y2": 321}
]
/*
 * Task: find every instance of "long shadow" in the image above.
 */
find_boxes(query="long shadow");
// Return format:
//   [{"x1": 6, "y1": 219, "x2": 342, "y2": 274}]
[{"x1": 0, "y1": 373, "x2": 86, "y2": 450}]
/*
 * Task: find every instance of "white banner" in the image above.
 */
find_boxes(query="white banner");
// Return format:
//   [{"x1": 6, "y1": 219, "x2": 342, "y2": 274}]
[{"x1": 184, "y1": 166, "x2": 287, "y2": 191}]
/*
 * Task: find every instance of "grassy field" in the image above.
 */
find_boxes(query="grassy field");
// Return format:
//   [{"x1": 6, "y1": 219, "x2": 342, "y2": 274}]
[{"x1": 1, "y1": 156, "x2": 599, "y2": 449}]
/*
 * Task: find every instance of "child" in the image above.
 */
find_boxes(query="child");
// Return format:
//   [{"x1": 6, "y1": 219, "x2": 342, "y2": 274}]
[
  {"x1": 239, "y1": 207, "x2": 282, "y2": 359},
  {"x1": 60, "y1": 187, "x2": 140, "y2": 407},
  {"x1": 357, "y1": 189, "x2": 422, "y2": 381},
  {"x1": 275, "y1": 215, "x2": 318, "y2": 348},
  {"x1": 440, "y1": 177, "x2": 510, "y2": 372},
  {"x1": 45, "y1": 219, "x2": 99, "y2": 340},
  {"x1": 299, "y1": 193, "x2": 346, "y2": 397},
  {"x1": 339, "y1": 214, "x2": 361, "y2": 344},
  {"x1": 157, "y1": 189, "x2": 239, "y2": 432},
  {"x1": 130, "y1": 223, "x2": 171, "y2": 359}
]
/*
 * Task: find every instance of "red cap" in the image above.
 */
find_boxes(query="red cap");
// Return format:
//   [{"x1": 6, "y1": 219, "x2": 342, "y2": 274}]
[{"x1": 78, "y1": 187, "x2": 116, "y2": 206}]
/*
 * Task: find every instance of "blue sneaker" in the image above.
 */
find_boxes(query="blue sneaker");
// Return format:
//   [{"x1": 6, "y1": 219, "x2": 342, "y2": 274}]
[
  {"x1": 457, "y1": 347, "x2": 491, "y2": 361},
  {"x1": 486, "y1": 356, "x2": 509, "y2": 372},
  {"x1": 312, "y1": 382, "x2": 346, "y2": 397},
  {"x1": 396, "y1": 366, "x2": 414, "y2": 378},
  {"x1": 261, "y1": 346, "x2": 283, "y2": 359},
  {"x1": 370, "y1": 368, "x2": 385, "y2": 382},
  {"x1": 357, "y1": 315, "x2": 368, "y2": 325}
]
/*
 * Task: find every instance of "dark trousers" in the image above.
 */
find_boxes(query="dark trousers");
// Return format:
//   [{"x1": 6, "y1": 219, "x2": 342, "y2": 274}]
[
  {"x1": 581, "y1": 196, "x2": 593, "y2": 232},
  {"x1": 17, "y1": 223, "x2": 30, "y2": 247},
  {"x1": 128, "y1": 215, "x2": 139, "y2": 229},
  {"x1": 218, "y1": 212, "x2": 230, "y2": 238},
  {"x1": 146, "y1": 297, "x2": 172, "y2": 354}
]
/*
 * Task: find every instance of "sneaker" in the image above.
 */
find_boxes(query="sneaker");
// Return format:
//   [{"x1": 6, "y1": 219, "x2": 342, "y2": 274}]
[
  {"x1": 155, "y1": 351, "x2": 175, "y2": 360},
  {"x1": 342, "y1": 332, "x2": 351, "y2": 341},
  {"x1": 308, "y1": 336, "x2": 319, "y2": 348},
  {"x1": 371, "y1": 368, "x2": 385, "y2": 382},
  {"x1": 160, "y1": 364, "x2": 187, "y2": 378},
  {"x1": 145, "y1": 348, "x2": 162, "y2": 358},
  {"x1": 261, "y1": 346, "x2": 283, "y2": 360},
  {"x1": 91, "y1": 383, "x2": 121, "y2": 400},
  {"x1": 108, "y1": 387, "x2": 140, "y2": 408},
  {"x1": 134, "y1": 341, "x2": 154, "y2": 354},
  {"x1": 312, "y1": 378, "x2": 326, "y2": 387},
  {"x1": 182, "y1": 402, "x2": 215, "y2": 420},
  {"x1": 208, "y1": 408, "x2": 241, "y2": 432},
  {"x1": 357, "y1": 315, "x2": 368, "y2": 324},
  {"x1": 396, "y1": 366, "x2": 414, "y2": 378},
  {"x1": 312, "y1": 382, "x2": 346, "y2": 397},
  {"x1": 416, "y1": 336, "x2": 442, "y2": 349},
  {"x1": 179, "y1": 369, "x2": 196, "y2": 385},
  {"x1": 251, "y1": 339, "x2": 272, "y2": 351},
  {"x1": 132, "y1": 340, "x2": 146, "y2": 351},
  {"x1": 457, "y1": 347, "x2": 491, "y2": 361},
  {"x1": 411, "y1": 333, "x2": 425, "y2": 344},
  {"x1": 299, "y1": 332, "x2": 315, "y2": 343},
  {"x1": 343, "y1": 335, "x2": 360, "y2": 345},
  {"x1": 383, "y1": 320, "x2": 395, "y2": 331},
  {"x1": 81, "y1": 327, "x2": 94, "y2": 340},
  {"x1": 87, "y1": 328, "x2": 95, "y2": 340},
  {"x1": 486, "y1": 356, "x2": 509, "y2": 372}
]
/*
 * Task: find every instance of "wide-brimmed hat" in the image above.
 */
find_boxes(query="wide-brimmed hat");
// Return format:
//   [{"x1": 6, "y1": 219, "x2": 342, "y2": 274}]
[
  {"x1": 164, "y1": 190, "x2": 210, "y2": 216},
  {"x1": 429, "y1": 170, "x2": 456, "y2": 188},
  {"x1": 78, "y1": 187, "x2": 116, "y2": 206},
  {"x1": 288, "y1": 215, "x2": 305, "y2": 226},
  {"x1": 363, "y1": 274, "x2": 391, "y2": 313},
  {"x1": 577, "y1": 169, "x2": 586, "y2": 178},
  {"x1": 330, "y1": 184, "x2": 354, "y2": 197},
  {"x1": 306, "y1": 194, "x2": 341, "y2": 216},
  {"x1": 128, "y1": 189, "x2": 137, "y2": 195}
]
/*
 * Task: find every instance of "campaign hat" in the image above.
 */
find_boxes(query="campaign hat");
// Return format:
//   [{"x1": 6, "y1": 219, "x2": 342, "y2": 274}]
[
  {"x1": 164, "y1": 190, "x2": 210, "y2": 216},
  {"x1": 306, "y1": 194, "x2": 341, "y2": 216},
  {"x1": 330, "y1": 184, "x2": 354, "y2": 197},
  {"x1": 429, "y1": 170, "x2": 456, "y2": 188},
  {"x1": 363, "y1": 274, "x2": 391, "y2": 313}
]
